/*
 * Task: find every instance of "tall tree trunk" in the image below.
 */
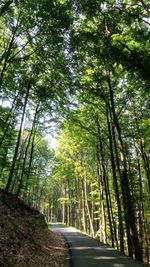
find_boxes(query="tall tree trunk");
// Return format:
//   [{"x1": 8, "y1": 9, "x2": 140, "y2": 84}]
[
  {"x1": 81, "y1": 177, "x2": 87, "y2": 232},
  {"x1": 76, "y1": 176, "x2": 82, "y2": 229},
  {"x1": 139, "y1": 138, "x2": 150, "y2": 190},
  {"x1": 133, "y1": 107, "x2": 150, "y2": 190},
  {"x1": 97, "y1": 119, "x2": 115, "y2": 247},
  {"x1": 5, "y1": 81, "x2": 31, "y2": 192},
  {"x1": 106, "y1": 108, "x2": 124, "y2": 252},
  {"x1": 10, "y1": 135, "x2": 28, "y2": 193},
  {"x1": 107, "y1": 75, "x2": 142, "y2": 261},
  {"x1": 0, "y1": 22, "x2": 19, "y2": 91},
  {"x1": 83, "y1": 172, "x2": 95, "y2": 237},
  {"x1": 16, "y1": 104, "x2": 39, "y2": 196},
  {"x1": 0, "y1": 93, "x2": 19, "y2": 147},
  {"x1": 26, "y1": 126, "x2": 36, "y2": 181},
  {"x1": 133, "y1": 134, "x2": 149, "y2": 263},
  {"x1": 111, "y1": 118, "x2": 133, "y2": 255},
  {"x1": 96, "y1": 141, "x2": 106, "y2": 244}
]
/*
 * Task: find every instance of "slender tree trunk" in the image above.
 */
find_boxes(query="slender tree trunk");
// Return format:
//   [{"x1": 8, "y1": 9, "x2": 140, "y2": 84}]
[
  {"x1": 83, "y1": 172, "x2": 95, "y2": 237},
  {"x1": 10, "y1": 131, "x2": 29, "y2": 193},
  {"x1": 106, "y1": 108, "x2": 124, "y2": 251},
  {"x1": 76, "y1": 176, "x2": 82, "y2": 229},
  {"x1": 81, "y1": 178, "x2": 87, "y2": 232},
  {"x1": 139, "y1": 138, "x2": 150, "y2": 190},
  {"x1": 16, "y1": 104, "x2": 39, "y2": 196},
  {"x1": 107, "y1": 75, "x2": 142, "y2": 261},
  {"x1": 5, "y1": 81, "x2": 31, "y2": 192},
  {"x1": 0, "y1": 93, "x2": 19, "y2": 147},
  {"x1": 138, "y1": 158, "x2": 144, "y2": 260},
  {"x1": 133, "y1": 107, "x2": 150, "y2": 190},
  {"x1": 111, "y1": 120, "x2": 133, "y2": 255},
  {"x1": 62, "y1": 201, "x2": 65, "y2": 224},
  {"x1": 0, "y1": 22, "x2": 19, "y2": 91},
  {"x1": 97, "y1": 119, "x2": 115, "y2": 247},
  {"x1": 26, "y1": 127, "x2": 36, "y2": 181},
  {"x1": 96, "y1": 142, "x2": 106, "y2": 244},
  {"x1": 133, "y1": 135, "x2": 149, "y2": 263}
]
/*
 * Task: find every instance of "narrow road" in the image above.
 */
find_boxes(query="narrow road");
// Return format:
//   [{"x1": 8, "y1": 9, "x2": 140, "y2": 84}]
[{"x1": 51, "y1": 223, "x2": 144, "y2": 267}]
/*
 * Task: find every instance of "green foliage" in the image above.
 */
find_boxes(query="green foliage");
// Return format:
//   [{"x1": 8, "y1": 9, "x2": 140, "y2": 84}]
[{"x1": 0, "y1": 1, "x2": 149, "y2": 263}]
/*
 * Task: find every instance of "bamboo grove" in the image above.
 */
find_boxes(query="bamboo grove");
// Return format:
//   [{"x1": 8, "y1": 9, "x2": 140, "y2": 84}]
[{"x1": 0, "y1": 0, "x2": 149, "y2": 265}]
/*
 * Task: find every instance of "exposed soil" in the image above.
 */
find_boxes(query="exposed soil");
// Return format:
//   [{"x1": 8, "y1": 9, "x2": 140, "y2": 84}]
[{"x1": 0, "y1": 189, "x2": 69, "y2": 267}]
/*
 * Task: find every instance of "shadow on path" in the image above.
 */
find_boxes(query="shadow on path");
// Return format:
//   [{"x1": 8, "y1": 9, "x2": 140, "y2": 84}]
[{"x1": 50, "y1": 223, "x2": 144, "y2": 267}]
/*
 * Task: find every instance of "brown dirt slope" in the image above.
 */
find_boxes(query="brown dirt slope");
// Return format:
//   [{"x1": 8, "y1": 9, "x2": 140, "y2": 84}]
[{"x1": 0, "y1": 189, "x2": 69, "y2": 267}]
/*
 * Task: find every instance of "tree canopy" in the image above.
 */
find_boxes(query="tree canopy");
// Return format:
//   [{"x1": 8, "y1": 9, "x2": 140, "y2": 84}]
[{"x1": 0, "y1": 0, "x2": 149, "y2": 265}]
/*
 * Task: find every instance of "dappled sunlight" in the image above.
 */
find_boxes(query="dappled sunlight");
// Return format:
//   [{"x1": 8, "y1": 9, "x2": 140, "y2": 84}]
[
  {"x1": 1, "y1": 0, "x2": 149, "y2": 266},
  {"x1": 94, "y1": 256, "x2": 121, "y2": 260},
  {"x1": 52, "y1": 225, "x2": 144, "y2": 267}
]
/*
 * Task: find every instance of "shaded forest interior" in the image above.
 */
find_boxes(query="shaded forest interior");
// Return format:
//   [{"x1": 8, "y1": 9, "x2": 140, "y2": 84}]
[
  {"x1": 0, "y1": 189, "x2": 69, "y2": 267},
  {"x1": 0, "y1": 0, "x2": 150, "y2": 265}
]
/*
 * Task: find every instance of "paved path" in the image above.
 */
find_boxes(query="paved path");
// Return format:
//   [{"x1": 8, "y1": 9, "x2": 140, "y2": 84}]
[{"x1": 51, "y1": 223, "x2": 144, "y2": 267}]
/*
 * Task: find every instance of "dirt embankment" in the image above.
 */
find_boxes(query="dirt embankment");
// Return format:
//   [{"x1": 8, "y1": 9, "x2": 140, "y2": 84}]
[{"x1": 0, "y1": 189, "x2": 69, "y2": 267}]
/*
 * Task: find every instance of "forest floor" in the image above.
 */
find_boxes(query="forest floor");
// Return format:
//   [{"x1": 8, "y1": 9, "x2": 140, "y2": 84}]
[{"x1": 0, "y1": 189, "x2": 69, "y2": 267}]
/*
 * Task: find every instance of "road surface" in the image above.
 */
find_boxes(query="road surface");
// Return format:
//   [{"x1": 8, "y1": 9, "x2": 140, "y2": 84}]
[{"x1": 50, "y1": 224, "x2": 144, "y2": 267}]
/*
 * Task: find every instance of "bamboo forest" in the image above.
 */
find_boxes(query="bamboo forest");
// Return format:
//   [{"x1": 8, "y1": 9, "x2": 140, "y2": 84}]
[{"x1": 0, "y1": 0, "x2": 150, "y2": 266}]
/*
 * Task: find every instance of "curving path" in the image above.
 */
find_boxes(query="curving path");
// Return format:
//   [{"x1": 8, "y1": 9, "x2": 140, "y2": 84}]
[{"x1": 51, "y1": 223, "x2": 144, "y2": 267}]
